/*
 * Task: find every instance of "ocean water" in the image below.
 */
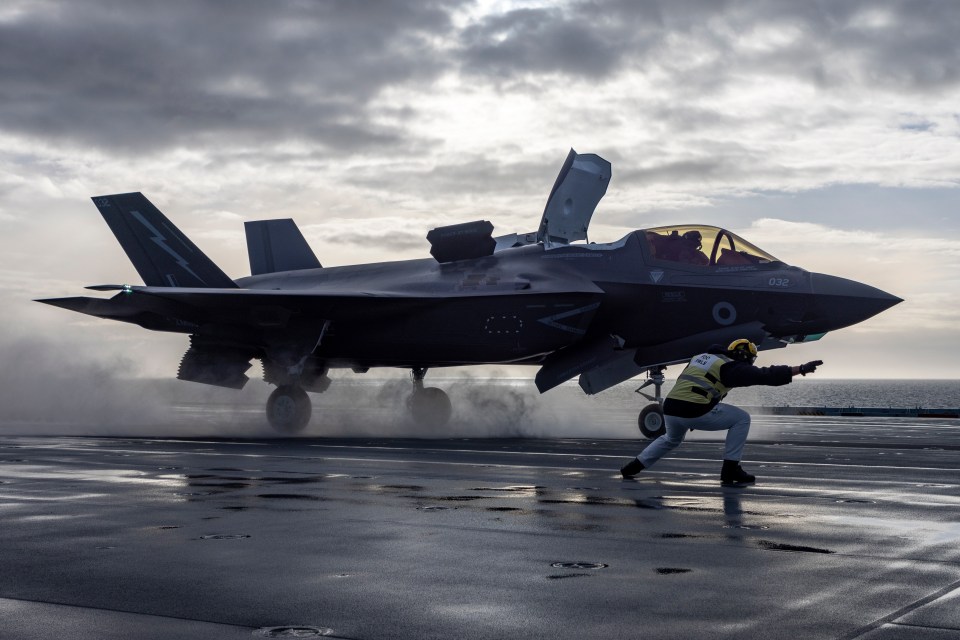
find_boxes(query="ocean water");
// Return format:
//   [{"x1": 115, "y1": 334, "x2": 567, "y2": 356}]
[
  {"x1": 593, "y1": 378, "x2": 960, "y2": 411},
  {"x1": 564, "y1": 378, "x2": 960, "y2": 441}
]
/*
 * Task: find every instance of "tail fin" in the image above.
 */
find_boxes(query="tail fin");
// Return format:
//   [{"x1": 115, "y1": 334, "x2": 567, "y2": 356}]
[
  {"x1": 244, "y1": 219, "x2": 321, "y2": 276},
  {"x1": 92, "y1": 193, "x2": 237, "y2": 288}
]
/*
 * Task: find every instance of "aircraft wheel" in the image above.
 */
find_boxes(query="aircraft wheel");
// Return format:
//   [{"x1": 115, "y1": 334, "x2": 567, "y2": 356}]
[
  {"x1": 638, "y1": 404, "x2": 665, "y2": 439},
  {"x1": 266, "y1": 385, "x2": 312, "y2": 434},
  {"x1": 408, "y1": 387, "x2": 452, "y2": 428}
]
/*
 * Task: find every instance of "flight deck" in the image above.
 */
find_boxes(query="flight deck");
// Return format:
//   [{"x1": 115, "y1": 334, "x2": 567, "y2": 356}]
[{"x1": 1, "y1": 416, "x2": 959, "y2": 639}]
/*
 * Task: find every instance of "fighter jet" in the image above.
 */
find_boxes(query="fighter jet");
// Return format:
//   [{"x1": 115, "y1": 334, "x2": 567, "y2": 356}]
[{"x1": 38, "y1": 150, "x2": 901, "y2": 437}]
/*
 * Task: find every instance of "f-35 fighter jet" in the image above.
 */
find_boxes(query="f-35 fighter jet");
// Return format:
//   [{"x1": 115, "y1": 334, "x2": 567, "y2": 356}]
[{"x1": 38, "y1": 150, "x2": 901, "y2": 436}]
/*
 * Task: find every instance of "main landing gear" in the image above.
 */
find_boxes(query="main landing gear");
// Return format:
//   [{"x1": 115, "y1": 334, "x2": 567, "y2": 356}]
[
  {"x1": 635, "y1": 366, "x2": 666, "y2": 440},
  {"x1": 407, "y1": 367, "x2": 452, "y2": 428},
  {"x1": 263, "y1": 363, "x2": 453, "y2": 433},
  {"x1": 263, "y1": 356, "x2": 329, "y2": 435},
  {"x1": 266, "y1": 385, "x2": 312, "y2": 434}
]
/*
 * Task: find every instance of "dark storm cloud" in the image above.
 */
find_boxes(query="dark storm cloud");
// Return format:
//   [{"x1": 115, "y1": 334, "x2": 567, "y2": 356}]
[
  {"x1": 5, "y1": 0, "x2": 957, "y2": 157},
  {"x1": 710, "y1": 1, "x2": 960, "y2": 93},
  {"x1": 0, "y1": 0, "x2": 465, "y2": 153},
  {"x1": 458, "y1": 6, "x2": 647, "y2": 79},
  {"x1": 457, "y1": 1, "x2": 960, "y2": 92},
  {"x1": 456, "y1": 1, "x2": 710, "y2": 82}
]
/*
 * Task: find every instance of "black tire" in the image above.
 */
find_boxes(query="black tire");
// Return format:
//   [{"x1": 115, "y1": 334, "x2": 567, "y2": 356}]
[
  {"x1": 638, "y1": 403, "x2": 665, "y2": 439},
  {"x1": 266, "y1": 385, "x2": 312, "y2": 434},
  {"x1": 408, "y1": 387, "x2": 452, "y2": 428}
]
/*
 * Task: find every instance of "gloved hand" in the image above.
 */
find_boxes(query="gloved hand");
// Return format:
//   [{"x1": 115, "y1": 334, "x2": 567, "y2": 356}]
[{"x1": 798, "y1": 360, "x2": 823, "y2": 376}]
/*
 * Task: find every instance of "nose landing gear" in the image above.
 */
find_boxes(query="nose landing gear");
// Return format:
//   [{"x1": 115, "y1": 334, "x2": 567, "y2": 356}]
[
  {"x1": 636, "y1": 366, "x2": 666, "y2": 439},
  {"x1": 408, "y1": 367, "x2": 452, "y2": 428}
]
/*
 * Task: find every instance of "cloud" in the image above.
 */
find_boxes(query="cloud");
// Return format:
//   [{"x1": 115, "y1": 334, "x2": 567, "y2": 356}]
[
  {"x1": 458, "y1": 6, "x2": 636, "y2": 80},
  {"x1": 3, "y1": 0, "x2": 960, "y2": 199},
  {"x1": 0, "y1": 0, "x2": 466, "y2": 154},
  {"x1": 455, "y1": 2, "x2": 960, "y2": 93},
  {"x1": 321, "y1": 229, "x2": 427, "y2": 253}
]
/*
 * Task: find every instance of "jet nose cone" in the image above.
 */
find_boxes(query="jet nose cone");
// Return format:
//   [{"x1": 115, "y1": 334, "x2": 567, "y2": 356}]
[{"x1": 810, "y1": 273, "x2": 902, "y2": 331}]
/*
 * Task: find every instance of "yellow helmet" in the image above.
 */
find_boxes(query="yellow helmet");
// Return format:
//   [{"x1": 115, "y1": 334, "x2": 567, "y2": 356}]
[{"x1": 727, "y1": 338, "x2": 758, "y2": 363}]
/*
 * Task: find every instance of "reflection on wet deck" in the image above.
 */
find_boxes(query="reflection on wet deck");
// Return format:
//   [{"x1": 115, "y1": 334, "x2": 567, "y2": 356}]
[{"x1": 0, "y1": 419, "x2": 959, "y2": 639}]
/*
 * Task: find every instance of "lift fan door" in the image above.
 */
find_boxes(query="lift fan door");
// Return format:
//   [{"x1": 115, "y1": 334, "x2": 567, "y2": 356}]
[{"x1": 537, "y1": 149, "x2": 611, "y2": 247}]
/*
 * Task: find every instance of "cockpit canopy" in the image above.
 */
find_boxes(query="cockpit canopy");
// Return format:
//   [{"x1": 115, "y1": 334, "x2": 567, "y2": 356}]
[{"x1": 642, "y1": 225, "x2": 780, "y2": 267}]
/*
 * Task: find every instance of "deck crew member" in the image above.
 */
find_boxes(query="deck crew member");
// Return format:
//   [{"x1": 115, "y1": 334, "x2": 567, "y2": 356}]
[{"x1": 620, "y1": 340, "x2": 822, "y2": 485}]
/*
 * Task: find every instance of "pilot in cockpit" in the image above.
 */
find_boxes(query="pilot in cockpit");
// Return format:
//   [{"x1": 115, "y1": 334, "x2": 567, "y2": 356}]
[
  {"x1": 679, "y1": 230, "x2": 709, "y2": 265},
  {"x1": 647, "y1": 229, "x2": 710, "y2": 265}
]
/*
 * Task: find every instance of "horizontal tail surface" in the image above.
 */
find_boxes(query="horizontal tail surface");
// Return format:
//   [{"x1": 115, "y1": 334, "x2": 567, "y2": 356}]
[
  {"x1": 92, "y1": 193, "x2": 237, "y2": 288},
  {"x1": 244, "y1": 219, "x2": 321, "y2": 275}
]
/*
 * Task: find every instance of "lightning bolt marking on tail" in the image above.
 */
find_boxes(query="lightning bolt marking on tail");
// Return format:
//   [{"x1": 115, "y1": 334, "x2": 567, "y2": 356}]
[{"x1": 130, "y1": 210, "x2": 204, "y2": 284}]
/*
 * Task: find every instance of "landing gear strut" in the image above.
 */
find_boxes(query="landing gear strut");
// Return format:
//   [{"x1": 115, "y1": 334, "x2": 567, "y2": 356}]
[
  {"x1": 266, "y1": 385, "x2": 312, "y2": 434},
  {"x1": 635, "y1": 366, "x2": 666, "y2": 439},
  {"x1": 262, "y1": 354, "x2": 329, "y2": 434},
  {"x1": 407, "y1": 367, "x2": 452, "y2": 428}
]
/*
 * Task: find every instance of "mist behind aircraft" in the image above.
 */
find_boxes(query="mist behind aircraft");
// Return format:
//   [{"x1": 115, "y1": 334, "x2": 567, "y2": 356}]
[{"x1": 3, "y1": 335, "x2": 956, "y2": 439}]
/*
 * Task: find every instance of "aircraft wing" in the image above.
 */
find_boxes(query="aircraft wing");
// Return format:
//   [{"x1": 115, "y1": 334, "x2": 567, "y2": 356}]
[
  {"x1": 38, "y1": 277, "x2": 605, "y2": 331},
  {"x1": 531, "y1": 321, "x2": 778, "y2": 394},
  {"x1": 573, "y1": 321, "x2": 774, "y2": 394}
]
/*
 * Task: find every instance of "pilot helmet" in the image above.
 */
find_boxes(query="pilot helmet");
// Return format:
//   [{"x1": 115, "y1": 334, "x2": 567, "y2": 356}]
[
  {"x1": 727, "y1": 338, "x2": 758, "y2": 364},
  {"x1": 683, "y1": 230, "x2": 702, "y2": 249}
]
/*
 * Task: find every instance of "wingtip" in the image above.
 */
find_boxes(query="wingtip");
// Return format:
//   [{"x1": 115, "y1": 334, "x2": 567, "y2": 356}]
[{"x1": 34, "y1": 296, "x2": 87, "y2": 311}]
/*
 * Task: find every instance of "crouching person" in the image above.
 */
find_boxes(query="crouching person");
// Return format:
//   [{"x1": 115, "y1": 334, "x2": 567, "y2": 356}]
[{"x1": 620, "y1": 340, "x2": 822, "y2": 486}]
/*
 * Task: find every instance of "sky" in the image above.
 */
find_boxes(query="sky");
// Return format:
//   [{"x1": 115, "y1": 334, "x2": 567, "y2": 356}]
[{"x1": 2, "y1": 0, "x2": 959, "y2": 386}]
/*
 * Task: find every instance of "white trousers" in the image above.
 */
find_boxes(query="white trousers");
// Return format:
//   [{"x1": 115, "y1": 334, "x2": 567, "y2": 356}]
[{"x1": 638, "y1": 404, "x2": 751, "y2": 468}]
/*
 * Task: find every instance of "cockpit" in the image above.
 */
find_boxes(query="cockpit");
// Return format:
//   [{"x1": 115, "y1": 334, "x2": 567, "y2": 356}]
[{"x1": 642, "y1": 225, "x2": 780, "y2": 267}]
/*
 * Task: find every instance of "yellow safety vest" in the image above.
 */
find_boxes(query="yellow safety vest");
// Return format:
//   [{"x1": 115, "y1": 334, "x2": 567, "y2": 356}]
[{"x1": 667, "y1": 353, "x2": 733, "y2": 405}]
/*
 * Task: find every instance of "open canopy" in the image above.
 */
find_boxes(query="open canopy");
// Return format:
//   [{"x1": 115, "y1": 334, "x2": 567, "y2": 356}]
[{"x1": 642, "y1": 225, "x2": 780, "y2": 267}]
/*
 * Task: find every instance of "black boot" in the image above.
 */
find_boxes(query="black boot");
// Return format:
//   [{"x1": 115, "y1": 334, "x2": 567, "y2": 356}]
[
  {"x1": 721, "y1": 459, "x2": 755, "y2": 486},
  {"x1": 620, "y1": 458, "x2": 645, "y2": 478}
]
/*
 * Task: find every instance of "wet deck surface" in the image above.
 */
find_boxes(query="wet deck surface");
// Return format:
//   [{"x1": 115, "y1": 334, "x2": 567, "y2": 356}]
[{"x1": 1, "y1": 416, "x2": 959, "y2": 639}]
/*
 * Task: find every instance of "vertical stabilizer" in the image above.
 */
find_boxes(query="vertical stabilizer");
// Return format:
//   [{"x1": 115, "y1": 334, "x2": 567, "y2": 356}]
[{"x1": 92, "y1": 193, "x2": 237, "y2": 288}]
